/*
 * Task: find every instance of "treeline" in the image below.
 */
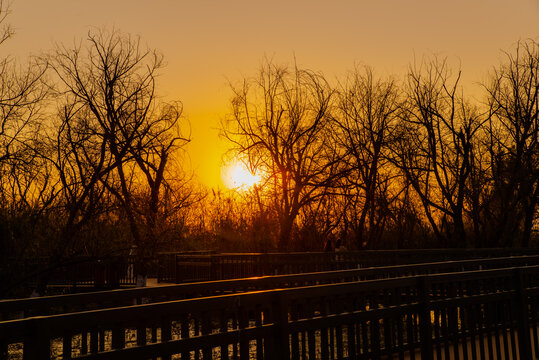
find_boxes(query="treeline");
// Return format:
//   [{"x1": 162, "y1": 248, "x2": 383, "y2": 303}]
[
  {"x1": 221, "y1": 43, "x2": 539, "y2": 253},
  {"x1": 1, "y1": 3, "x2": 538, "y2": 294}
]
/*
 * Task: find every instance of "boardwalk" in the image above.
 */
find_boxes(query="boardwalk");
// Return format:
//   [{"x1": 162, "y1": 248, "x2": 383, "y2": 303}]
[{"x1": 2, "y1": 254, "x2": 539, "y2": 359}]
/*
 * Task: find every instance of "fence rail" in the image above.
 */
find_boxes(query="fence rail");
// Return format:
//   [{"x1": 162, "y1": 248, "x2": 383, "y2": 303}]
[
  {"x1": 7, "y1": 256, "x2": 137, "y2": 296},
  {"x1": 2, "y1": 264, "x2": 539, "y2": 359},
  {"x1": 3, "y1": 255, "x2": 539, "y2": 322},
  {"x1": 159, "y1": 248, "x2": 539, "y2": 283}
]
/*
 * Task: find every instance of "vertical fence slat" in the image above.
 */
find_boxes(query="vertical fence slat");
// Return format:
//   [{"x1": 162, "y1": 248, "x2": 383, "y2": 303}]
[
  {"x1": 62, "y1": 333, "x2": 72, "y2": 360},
  {"x1": 1, "y1": 341, "x2": 7, "y2": 360},
  {"x1": 136, "y1": 322, "x2": 146, "y2": 348},
  {"x1": 515, "y1": 268, "x2": 532, "y2": 360},
  {"x1": 23, "y1": 320, "x2": 49, "y2": 360},
  {"x1": 89, "y1": 328, "x2": 98, "y2": 354},
  {"x1": 418, "y1": 276, "x2": 433, "y2": 360},
  {"x1": 80, "y1": 331, "x2": 88, "y2": 355},
  {"x1": 290, "y1": 301, "x2": 299, "y2": 360},
  {"x1": 111, "y1": 324, "x2": 125, "y2": 350},
  {"x1": 255, "y1": 305, "x2": 264, "y2": 360},
  {"x1": 200, "y1": 311, "x2": 211, "y2": 360},
  {"x1": 460, "y1": 305, "x2": 469, "y2": 360},
  {"x1": 160, "y1": 318, "x2": 171, "y2": 360},
  {"x1": 406, "y1": 311, "x2": 416, "y2": 360},
  {"x1": 219, "y1": 310, "x2": 229, "y2": 360},
  {"x1": 271, "y1": 292, "x2": 290, "y2": 360}
]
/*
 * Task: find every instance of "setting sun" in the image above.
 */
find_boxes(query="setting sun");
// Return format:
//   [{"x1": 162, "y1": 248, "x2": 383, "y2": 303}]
[{"x1": 222, "y1": 161, "x2": 261, "y2": 189}]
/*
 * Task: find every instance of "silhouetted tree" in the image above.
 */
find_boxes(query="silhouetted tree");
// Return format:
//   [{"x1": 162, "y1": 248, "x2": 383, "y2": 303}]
[
  {"x1": 48, "y1": 29, "x2": 190, "y2": 282},
  {"x1": 0, "y1": 1, "x2": 47, "y2": 191},
  {"x1": 391, "y1": 57, "x2": 483, "y2": 247},
  {"x1": 0, "y1": 0, "x2": 12, "y2": 46},
  {"x1": 333, "y1": 66, "x2": 401, "y2": 248},
  {"x1": 223, "y1": 61, "x2": 344, "y2": 251},
  {"x1": 482, "y1": 39, "x2": 539, "y2": 247},
  {"x1": 0, "y1": 0, "x2": 53, "y2": 296}
]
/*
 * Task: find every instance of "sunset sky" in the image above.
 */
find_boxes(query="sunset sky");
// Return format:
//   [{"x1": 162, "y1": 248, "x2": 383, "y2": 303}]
[{"x1": 4, "y1": 0, "x2": 539, "y2": 188}]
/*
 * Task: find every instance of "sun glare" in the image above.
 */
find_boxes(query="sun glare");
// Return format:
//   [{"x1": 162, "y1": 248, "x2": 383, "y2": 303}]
[{"x1": 222, "y1": 162, "x2": 261, "y2": 189}]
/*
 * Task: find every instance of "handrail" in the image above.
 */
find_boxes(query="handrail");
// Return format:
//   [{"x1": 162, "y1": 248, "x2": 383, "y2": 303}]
[
  {"x1": 2, "y1": 254, "x2": 539, "y2": 321},
  {"x1": 2, "y1": 264, "x2": 539, "y2": 359},
  {"x1": 166, "y1": 248, "x2": 539, "y2": 283}
]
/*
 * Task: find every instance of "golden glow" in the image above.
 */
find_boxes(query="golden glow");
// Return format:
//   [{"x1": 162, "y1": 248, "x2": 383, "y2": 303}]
[
  {"x1": 222, "y1": 161, "x2": 261, "y2": 190},
  {"x1": 6, "y1": 1, "x2": 539, "y2": 189}
]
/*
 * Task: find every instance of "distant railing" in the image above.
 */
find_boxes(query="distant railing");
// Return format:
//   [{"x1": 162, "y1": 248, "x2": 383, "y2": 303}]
[
  {"x1": 159, "y1": 248, "x2": 539, "y2": 283},
  {"x1": 1, "y1": 255, "x2": 538, "y2": 321},
  {"x1": 1, "y1": 265, "x2": 539, "y2": 359},
  {"x1": 157, "y1": 251, "x2": 215, "y2": 283},
  {"x1": 13, "y1": 256, "x2": 137, "y2": 295}
]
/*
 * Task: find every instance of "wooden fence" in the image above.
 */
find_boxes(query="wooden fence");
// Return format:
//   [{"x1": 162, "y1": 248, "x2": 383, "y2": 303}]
[
  {"x1": 159, "y1": 248, "x2": 539, "y2": 283},
  {"x1": 2, "y1": 255, "x2": 539, "y2": 322},
  {"x1": 2, "y1": 264, "x2": 539, "y2": 359},
  {"x1": 7, "y1": 256, "x2": 137, "y2": 296}
]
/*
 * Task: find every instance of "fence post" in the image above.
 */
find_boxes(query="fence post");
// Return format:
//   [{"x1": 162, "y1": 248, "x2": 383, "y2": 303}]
[
  {"x1": 418, "y1": 276, "x2": 433, "y2": 360},
  {"x1": 270, "y1": 291, "x2": 289, "y2": 359},
  {"x1": 174, "y1": 254, "x2": 180, "y2": 284},
  {"x1": 514, "y1": 267, "x2": 532, "y2": 359},
  {"x1": 262, "y1": 253, "x2": 269, "y2": 275},
  {"x1": 111, "y1": 323, "x2": 125, "y2": 350},
  {"x1": 210, "y1": 254, "x2": 217, "y2": 280},
  {"x1": 156, "y1": 254, "x2": 163, "y2": 283},
  {"x1": 1, "y1": 340, "x2": 8, "y2": 360},
  {"x1": 23, "y1": 319, "x2": 49, "y2": 360}
]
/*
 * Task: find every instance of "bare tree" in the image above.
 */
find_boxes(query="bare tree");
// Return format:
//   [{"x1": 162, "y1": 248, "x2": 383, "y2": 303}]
[
  {"x1": 0, "y1": 0, "x2": 53, "y2": 296},
  {"x1": 333, "y1": 66, "x2": 401, "y2": 249},
  {"x1": 391, "y1": 57, "x2": 483, "y2": 247},
  {"x1": 223, "y1": 61, "x2": 343, "y2": 251},
  {"x1": 295, "y1": 190, "x2": 345, "y2": 251},
  {"x1": 44, "y1": 99, "x2": 112, "y2": 255},
  {"x1": 482, "y1": 39, "x2": 539, "y2": 247},
  {"x1": 48, "y1": 29, "x2": 190, "y2": 281},
  {"x1": 127, "y1": 101, "x2": 193, "y2": 255},
  {"x1": 0, "y1": 0, "x2": 47, "y2": 173},
  {"x1": 0, "y1": 0, "x2": 13, "y2": 46}
]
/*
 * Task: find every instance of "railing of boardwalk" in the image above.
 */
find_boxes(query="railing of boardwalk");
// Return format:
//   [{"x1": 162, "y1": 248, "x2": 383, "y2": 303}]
[
  {"x1": 11, "y1": 256, "x2": 137, "y2": 295},
  {"x1": 2, "y1": 255, "x2": 539, "y2": 321},
  {"x1": 163, "y1": 248, "x2": 539, "y2": 283},
  {"x1": 2, "y1": 264, "x2": 539, "y2": 359}
]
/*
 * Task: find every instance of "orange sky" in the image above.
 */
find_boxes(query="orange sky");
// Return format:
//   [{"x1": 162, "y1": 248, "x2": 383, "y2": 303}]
[{"x1": 4, "y1": 0, "x2": 539, "y2": 188}]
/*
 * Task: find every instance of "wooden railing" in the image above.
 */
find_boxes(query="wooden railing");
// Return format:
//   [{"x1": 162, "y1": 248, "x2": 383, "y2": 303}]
[
  {"x1": 2, "y1": 255, "x2": 539, "y2": 322},
  {"x1": 8, "y1": 256, "x2": 137, "y2": 296},
  {"x1": 1, "y1": 265, "x2": 539, "y2": 359},
  {"x1": 160, "y1": 248, "x2": 539, "y2": 283}
]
